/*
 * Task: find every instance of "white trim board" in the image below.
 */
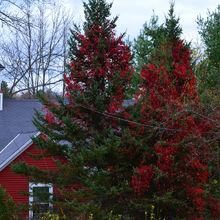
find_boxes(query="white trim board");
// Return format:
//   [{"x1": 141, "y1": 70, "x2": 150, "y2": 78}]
[
  {"x1": 0, "y1": 92, "x2": 3, "y2": 111},
  {"x1": 0, "y1": 132, "x2": 40, "y2": 172}
]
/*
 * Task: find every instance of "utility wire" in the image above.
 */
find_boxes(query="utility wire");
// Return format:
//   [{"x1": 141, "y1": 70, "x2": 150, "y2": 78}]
[
  {"x1": 68, "y1": 101, "x2": 220, "y2": 135},
  {"x1": 10, "y1": 102, "x2": 218, "y2": 135}
]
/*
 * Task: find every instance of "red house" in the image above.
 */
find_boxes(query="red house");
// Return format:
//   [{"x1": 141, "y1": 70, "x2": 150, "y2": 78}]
[
  {"x1": 0, "y1": 92, "x2": 58, "y2": 218},
  {"x1": 0, "y1": 91, "x2": 134, "y2": 218}
]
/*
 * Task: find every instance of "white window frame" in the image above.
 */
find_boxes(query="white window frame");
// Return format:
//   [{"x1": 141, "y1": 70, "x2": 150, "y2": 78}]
[{"x1": 29, "y1": 183, "x2": 53, "y2": 219}]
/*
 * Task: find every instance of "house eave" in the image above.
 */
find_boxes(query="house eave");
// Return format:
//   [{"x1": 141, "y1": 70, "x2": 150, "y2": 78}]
[{"x1": 0, "y1": 132, "x2": 40, "y2": 172}]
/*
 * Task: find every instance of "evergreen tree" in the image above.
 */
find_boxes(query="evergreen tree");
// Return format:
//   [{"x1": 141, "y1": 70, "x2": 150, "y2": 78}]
[
  {"x1": 12, "y1": 0, "x2": 134, "y2": 218},
  {"x1": 197, "y1": 5, "x2": 220, "y2": 103},
  {"x1": 164, "y1": 2, "x2": 182, "y2": 41},
  {"x1": 133, "y1": 14, "x2": 162, "y2": 71},
  {"x1": 127, "y1": 4, "x2": 220, "y2": 219},
  {"x1": 133, "y1": 2, "x2": 183, "y2": 70},
  {"x1": 0, "y1": 185, "x2": 23, "y2": 219},
  {"x1": 132, "y1": 2, "x2": 188, "y2": 98},
  {"x1": 1, "y1": 81, "x2": 10, "y2": 98}
]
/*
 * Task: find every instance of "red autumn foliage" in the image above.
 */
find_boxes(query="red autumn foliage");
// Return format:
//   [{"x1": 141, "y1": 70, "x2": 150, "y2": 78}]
[
  {"x1": 131, "y1": 165, "x2": 154, "y2": 195},
  {"x1": 37, "y1": 19, "x2": 218, "y2": 218},
  {"x1": 130, "y1": 40, "x2": 219, "y2": 218},
  {"x1": 65, "y1": 23, "x2": 133, "y2": 116}
]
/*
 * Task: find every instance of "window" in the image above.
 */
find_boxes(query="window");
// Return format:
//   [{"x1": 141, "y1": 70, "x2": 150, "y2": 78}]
[{"x1": 29, "y1": 183, "x2": 53, "y2": 219}]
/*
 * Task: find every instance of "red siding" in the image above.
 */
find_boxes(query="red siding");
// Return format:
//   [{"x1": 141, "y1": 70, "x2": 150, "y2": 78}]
[{"x1": 0, "y1": 143, "x2": 59, "y2": 214}]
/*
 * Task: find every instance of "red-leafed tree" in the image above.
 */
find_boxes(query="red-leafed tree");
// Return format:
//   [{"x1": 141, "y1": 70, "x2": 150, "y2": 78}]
[{"x1": 127, "y1": 5, "x2": 219, "y2": 219}]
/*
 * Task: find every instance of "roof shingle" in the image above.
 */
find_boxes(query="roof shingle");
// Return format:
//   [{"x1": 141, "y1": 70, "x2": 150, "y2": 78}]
[{"x1": 0, "y1": 99, "x2": 41, "y2": 150}]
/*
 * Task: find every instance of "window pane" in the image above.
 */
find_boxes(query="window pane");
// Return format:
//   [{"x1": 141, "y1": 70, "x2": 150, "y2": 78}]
[
  {"x1": 33, "y1": 187, "x2": 50, "y2": 202},
  {"x1": 30, "y1": 184, "x2": 52, "y2": 218}
]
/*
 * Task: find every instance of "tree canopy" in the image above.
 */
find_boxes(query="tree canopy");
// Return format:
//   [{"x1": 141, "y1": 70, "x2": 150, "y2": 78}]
[
  {"x1": 9, "y1": 1, "x2": 220, "y2": 219},
  {"x1": 197, "y1": 5, "x2": 220, "y2": 102}
]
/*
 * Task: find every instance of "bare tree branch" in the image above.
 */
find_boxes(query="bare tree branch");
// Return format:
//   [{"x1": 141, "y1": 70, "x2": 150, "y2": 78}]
[{"x1": 0, "y1": 0, "x2": 73, "y2": 98}]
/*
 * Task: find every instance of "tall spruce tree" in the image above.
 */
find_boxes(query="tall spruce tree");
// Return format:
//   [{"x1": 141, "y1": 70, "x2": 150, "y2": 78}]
[
  {"x1": 133, "y1": 2, "x2": 183, "y2": 70},
  {"x1": 127, "y1": 3, "x2": 220, "y2": 219},
  {"x1": 132, "y1": 2, "x2": 187, "y2": 98},
  {"x1": 12, "y1": 0, "x2": 134, "y2": 218}
]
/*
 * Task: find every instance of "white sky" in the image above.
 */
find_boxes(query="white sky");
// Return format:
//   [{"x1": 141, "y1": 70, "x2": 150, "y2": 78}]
[{"x1": 62, "y1": 0, "x2": 220, "y2": 43}]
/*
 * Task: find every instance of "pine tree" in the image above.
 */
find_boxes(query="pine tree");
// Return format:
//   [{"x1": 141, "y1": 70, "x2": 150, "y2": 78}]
[
  {"x1": 132, "y1": 2, "x2": 187, "y2": 98},
  {"x1": 196, "y1": 5, "x2": 220, "y2": 103},
  {"x1": 12, "y1": 0, "x2": 134, "y2": 218},
  {"x1": 0, "y1": 185, "x2": 23, "y2": 219},
  {"x1": 127, "y1": 4, "x2": 220, "y2": 219},
  {"x1": 133, "y1": 14, "x2": 162, "y2": 71}
]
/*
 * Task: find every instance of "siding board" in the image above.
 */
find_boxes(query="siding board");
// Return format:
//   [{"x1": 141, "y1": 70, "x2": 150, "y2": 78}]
[{"x1": 0, "y1": 143, "x2": 59, "y2": 217}]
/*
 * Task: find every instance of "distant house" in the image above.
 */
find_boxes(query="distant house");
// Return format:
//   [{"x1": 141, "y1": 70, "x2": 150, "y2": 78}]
[{"x1": 0, "y1": 93, "x2": 58, "y2": 218}]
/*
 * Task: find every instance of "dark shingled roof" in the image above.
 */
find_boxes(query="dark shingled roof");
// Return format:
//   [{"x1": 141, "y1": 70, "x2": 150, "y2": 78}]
[
  {"x1": 0, "y1": 98, "x2": 135, "y2": 171},
  {"x1": 0, "y1": 99, "x2": 42, "y2": 150},
  {"x1": 0, "y1": 98, "x2": 135, "y2": 151}
]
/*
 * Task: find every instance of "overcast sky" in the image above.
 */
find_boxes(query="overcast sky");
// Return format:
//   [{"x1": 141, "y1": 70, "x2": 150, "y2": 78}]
[{"x1": 63, "y1": 0, "x2": 219, "y2": 43}]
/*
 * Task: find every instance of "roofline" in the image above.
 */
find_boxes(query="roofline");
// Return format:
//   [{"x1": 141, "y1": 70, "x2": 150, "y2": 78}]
[
  {"x1": 0, "y1": 132, "x2": 40, "y2": 171},
  {"x1": 0, "y1": 133, "x2": 20, "y2": 155}
]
